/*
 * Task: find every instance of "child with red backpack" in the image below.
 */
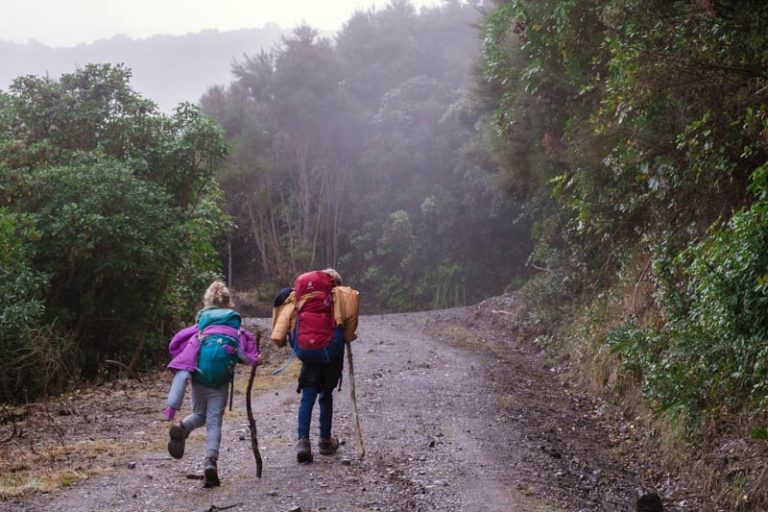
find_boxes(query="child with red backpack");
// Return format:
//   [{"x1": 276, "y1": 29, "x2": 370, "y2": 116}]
[
  {"x1": 271, "y1": 268, "x2": 359, "y2": 463},
  {"x1": 164, "y1": 281, "x2": 261, "y2": 487}
]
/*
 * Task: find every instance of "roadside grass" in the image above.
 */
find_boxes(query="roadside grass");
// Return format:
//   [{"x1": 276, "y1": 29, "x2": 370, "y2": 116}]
[
  {"x1": 0, "y1": 439, "x2": 131, "y2": 499},
  {"x1": 517, "y1": 489, "x2": 567, "y2": 511},
  {"x1": 233, "y1": 358, "x2": 300, "y2": 395}
]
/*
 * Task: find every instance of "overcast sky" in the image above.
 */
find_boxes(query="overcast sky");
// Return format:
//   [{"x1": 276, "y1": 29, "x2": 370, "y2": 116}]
[{"x1": 2, "y1": 0, "x2": 442, "y2": 47}]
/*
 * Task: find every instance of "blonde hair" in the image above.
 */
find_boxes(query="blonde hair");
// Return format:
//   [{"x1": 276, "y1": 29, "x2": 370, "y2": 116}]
[{"x1": 203, "y1": 281, "x2": 234, "y2": 308}]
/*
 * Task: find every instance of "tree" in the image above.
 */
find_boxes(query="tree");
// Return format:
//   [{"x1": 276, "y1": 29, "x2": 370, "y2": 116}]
[
  {"x1": 205, "y1": 26, "x2": 362, "y2": 286},
  {"x1": 205, "y1": 2, "x2": 532, "y2": 311},
  {"x1": 0, "y1": 64, "x2": 229, "y2": 400}
]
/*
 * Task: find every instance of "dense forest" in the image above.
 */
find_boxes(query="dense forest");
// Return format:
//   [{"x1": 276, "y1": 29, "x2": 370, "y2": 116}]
[
  {"x1": 2, "y1": 0, "x2": 768, "y2": 506},
  {"x1": 200, "y1": 0, "x2": 530, "y2": 311},
  {"x1": 0, "y1": 1, "x2": 531, "y2": 400}
]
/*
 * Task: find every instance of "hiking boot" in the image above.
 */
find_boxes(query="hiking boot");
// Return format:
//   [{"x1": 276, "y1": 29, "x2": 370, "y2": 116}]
[
  {"x1": 296, "y1": 437, "x2": 313, "y2": 463},
  {"x1": 318, "y1": 436, "x2": 339, "y2": 456},
  {"x1": 203, "y1": 457, "x2": 220, "y2": 488},
  {"x1": 167, "y1": 422, "x2": 188, "y2": 459}
]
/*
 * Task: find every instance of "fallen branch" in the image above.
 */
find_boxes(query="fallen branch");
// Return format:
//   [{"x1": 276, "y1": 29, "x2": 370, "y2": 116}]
[
  {"x1": 104, "y1": 359, "x2": 145, "y2": 386},
  {"x1": 0, "y1": 422, "x2": 19, "y2": 444},
  {"x1": 246, "y1": 330, "x2": 263, "y2": 478},
  {"x1": 42, "y1": 400, "x2": 66, "y2": 445},
  {"x1": 102, "y1": 406, "x2": 158, "y2": 415},
  {"x1": 529, "y1": 262, "x2": 556, "y2": 273},
  {"x1": 346, "y1": 340, "x2": 365, "y2": 459},
  {"x1": 203, "y1": 503, "x2": 243, "y2": 511}
]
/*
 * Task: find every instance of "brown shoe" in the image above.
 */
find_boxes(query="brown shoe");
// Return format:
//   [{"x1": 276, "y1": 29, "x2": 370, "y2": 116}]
[
  {"x1": 296, "y1": 437, "x2": 313, "y2": 463},
  {"x1": 318, "y1": 436, "x2": 339, "y2": 456},
  {"x1": 167, "y1": 422, "x2": 188, "y2": 459}
]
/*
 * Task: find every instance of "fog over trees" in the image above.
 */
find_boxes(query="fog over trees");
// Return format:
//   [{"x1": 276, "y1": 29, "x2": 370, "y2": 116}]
[
  {"x1": 0, "y1": 25, "x2": 284, "y2": 112},
  {"x1": 202, "y1": 0, "x2": 531, "y2": 311},
  {"x1": 0, "y1": 0, "x2": 531, "y2": 399}
]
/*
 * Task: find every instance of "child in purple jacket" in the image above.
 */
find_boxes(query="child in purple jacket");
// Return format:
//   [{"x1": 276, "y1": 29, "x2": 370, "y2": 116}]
[{"x1": 164, "y1": 281, "x2": 261, "y2": 487}]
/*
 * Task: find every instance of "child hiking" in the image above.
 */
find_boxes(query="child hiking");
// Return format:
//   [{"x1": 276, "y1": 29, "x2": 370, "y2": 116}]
[
  {"x1": 271, "y1": 268, "x2": 359, "y2": 463},
  {"x1": 164, "y1": 281, "x2": 261, "y2": 487}
]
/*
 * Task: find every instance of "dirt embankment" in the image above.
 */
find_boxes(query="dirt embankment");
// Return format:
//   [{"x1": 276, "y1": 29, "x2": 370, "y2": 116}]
[{"x1": 1, "y1": 297, "x2": 717, "y2": 511}]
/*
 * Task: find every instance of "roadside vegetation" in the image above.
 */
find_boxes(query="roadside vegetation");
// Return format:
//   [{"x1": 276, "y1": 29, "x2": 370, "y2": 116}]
[
  {"x1": 3, "y1": 0, "x2": 768, "y2": 508},
  {"x1": 0, "y1": 1, "x2": 531, "y2": 404},
  {"x1": 476, "y1": 0, "x2": 768, "y2": 508},
  {"x1": 0, "y1": 65, "x2": 230, "y2": 402}
]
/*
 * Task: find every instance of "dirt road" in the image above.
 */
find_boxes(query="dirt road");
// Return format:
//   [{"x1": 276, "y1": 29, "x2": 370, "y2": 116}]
[{"x1": 2, "y1": 301, "x2": 709, "y2": 511}]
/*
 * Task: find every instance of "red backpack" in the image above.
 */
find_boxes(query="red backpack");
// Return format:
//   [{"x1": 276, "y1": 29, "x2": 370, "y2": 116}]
[{"x1": 293, "y1": 270, "x2": 336, "y2": 351}]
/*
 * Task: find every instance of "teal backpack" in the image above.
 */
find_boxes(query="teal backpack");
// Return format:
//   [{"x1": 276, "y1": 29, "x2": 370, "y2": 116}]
[{"x1": 192, "y1": 308, "x2": 241, "y2": 388}]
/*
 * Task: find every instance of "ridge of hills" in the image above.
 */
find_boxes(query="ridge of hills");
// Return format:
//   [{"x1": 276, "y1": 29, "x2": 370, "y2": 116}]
[{"x1": 0, "y1": 25, "x2": 287, "y2": 111}]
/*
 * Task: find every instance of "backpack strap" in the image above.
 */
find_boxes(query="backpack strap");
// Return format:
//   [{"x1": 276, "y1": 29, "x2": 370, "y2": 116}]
[
  {"x1": 273, "y1": 316, "x2": 300, "y2": 376},
  {"x1": 295, "y1": 291, "x2": 323, "y2": 311}
]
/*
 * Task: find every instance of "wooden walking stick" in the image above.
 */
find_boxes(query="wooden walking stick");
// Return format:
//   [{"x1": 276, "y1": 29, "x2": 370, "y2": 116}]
[
  {"x1": 345, "y1": 340, "x2": 365, "y2": 459},
  {"x1": 246, "y1": 330, "x2": 263, "y2": 478}
]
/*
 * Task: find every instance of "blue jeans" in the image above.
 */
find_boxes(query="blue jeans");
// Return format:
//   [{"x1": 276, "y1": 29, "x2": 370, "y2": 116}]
[{"x1": 298, "y1": 386, "x2": 333, "y2": 439}]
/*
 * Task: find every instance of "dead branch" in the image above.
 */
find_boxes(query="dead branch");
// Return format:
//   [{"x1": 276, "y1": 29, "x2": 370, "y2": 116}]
[
  {"x1": 101, "y1": 406, "x2": 158, "y2": 415},
  {"x1": 632, "y1": 257, "x2": 654, "y2": 314},
  {"x1": 530, "y1": 262, "x2": 555, "y2": 273},
  {"x1": 26, "y1": 436, "x2": 38, "y2": 456},
  {"x1": 43, "y1": 400, "x2": 67, "y2": 445},
  {"x1": 104, "y1": 359, "x2": 144, "y2": 384},
  {"x1": 0, "y1": 422, "x2": 18, "y2": 444},
  {"x1": 203, "y1": 504, "x2": 243, "y2": 512}
]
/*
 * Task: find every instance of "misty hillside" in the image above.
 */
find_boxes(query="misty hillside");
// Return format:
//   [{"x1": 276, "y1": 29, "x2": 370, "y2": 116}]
[
  {"x1": 5, "y1": 1, "x2": 768, "y2": 508},
  {"x1": 0, "y1": 25, "x2": 285, "y2": 111}
]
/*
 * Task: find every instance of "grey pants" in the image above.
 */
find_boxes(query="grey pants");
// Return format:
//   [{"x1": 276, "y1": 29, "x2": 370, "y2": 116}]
[{"x1": 180, "y1": 380, "x2": 229, "y2": 460}]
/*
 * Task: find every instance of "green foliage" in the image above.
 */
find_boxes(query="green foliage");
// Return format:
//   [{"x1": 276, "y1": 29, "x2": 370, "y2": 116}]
[
  {"x1": 427, "y1": 263, "x2": 467, "y2": 310},
  {"x1": 478, "y1": 0, "x2": 768, "y2": 425},
  {"x1": 751, "y1": 425, "x2": 768, "y2": 442},
  {"x1": 0, "y1": 209, "x2": 54, "y2": 401},
  {"x1": 0, "y1": 65, "x2": 229, "y2": 400},
  {"x1": 611, "y1": 179, "x2": 768, "y2": 419}
]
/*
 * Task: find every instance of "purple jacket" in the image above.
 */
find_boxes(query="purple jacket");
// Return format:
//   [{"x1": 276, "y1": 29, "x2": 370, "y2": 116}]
[{"x1": 167, "y1": 324, "x2": 261, "y2": 372}]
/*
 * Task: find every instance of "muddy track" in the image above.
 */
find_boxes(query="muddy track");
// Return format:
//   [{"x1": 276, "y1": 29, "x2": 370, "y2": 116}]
[{"x1": 2, "y1": 302, "x2": 712, "y2": 511}]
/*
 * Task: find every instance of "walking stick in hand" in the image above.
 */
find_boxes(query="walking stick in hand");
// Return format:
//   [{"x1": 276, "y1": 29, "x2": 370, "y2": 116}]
[
  {"x1": 345, "y1": 340, "x2": 365, "y2": 459},
  {"x1": 246, "y1": 331, "x2": 263, "y2": 477}
]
